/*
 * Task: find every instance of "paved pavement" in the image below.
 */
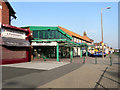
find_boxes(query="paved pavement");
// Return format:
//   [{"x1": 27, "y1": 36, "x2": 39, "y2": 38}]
[
  {"x1": 37, "y1": 54, "x2": 120, "y2": 88},
  {"x1": 2, "y1": 54, "x2": 120, "y2": 89},
  {"x1": 2, "y1": 62, "x2": 83, "y2": 88},
  {"x1": 2, "y1": 61, "x2": 70, "y2": 70},
  {"x1": 38, "y1": 64, "x2": 108, "y2": 88},
  {"x1": 96, "y1": 54, "x2": 120, "y2": 89}
]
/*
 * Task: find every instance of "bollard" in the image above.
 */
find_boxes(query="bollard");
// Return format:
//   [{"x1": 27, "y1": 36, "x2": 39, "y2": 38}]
[
  {"x1": 95, "y1": 56, "x2": 97, "y2": 64},
  {"x1": 109, "y1": 57, "x2": 112, "y2": 66},
  {"x1": 43, "y1": 56, "x2": 46, "y2": 61},
  {"x1": 70, "y1": 58, "x2": 72, "y2": 63},
  {"x1": 83, "y1": 57, "x2": 85, "y2": 64},
  {"x1": 42, "y1": 54, "x2": 46, "y2": 61}
]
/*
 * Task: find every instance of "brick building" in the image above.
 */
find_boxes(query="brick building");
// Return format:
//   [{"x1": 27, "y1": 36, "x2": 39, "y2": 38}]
[
  {"x1": 0, "y1": 0, "x2": 16, "y2": 25},
  {"x1": 0, "y1": 0, "x2": 30, "y2": 64}
]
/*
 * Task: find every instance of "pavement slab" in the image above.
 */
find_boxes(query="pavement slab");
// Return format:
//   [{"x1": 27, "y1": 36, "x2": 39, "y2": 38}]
[{"x1": 2, "y1": 61, "x2": 70, "y2": 70}]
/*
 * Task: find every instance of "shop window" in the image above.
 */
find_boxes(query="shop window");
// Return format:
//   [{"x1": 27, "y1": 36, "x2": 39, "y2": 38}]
[
  {"x1": 47, "y1": 31, "x2": 50, "y2": 39},
  {"x1": 56, "y1": 30, "x2": 59, "y2": 39},
  {"x1": 45, "y1": 31, "x2": 48, "y2": 39},
  {"x1": 48, "y1": 30, "x2": 51, "y2": 38},
  {"x1": 61, "y1": 34, "x2": 63, "y2": 39},
  {"x1": 42, "y1": 31, "x2": 45, "y2": 39},
  {"x1": 63, "y1": 35, "x2": 65, "y2": 39},
  {"x1": 54, "y1": 30, "x2": 57, "y2": 39},
  {"x1": 57, "y1": 31, "x2": 61, "y2": 39},
  {"x1": 57, "y1": 31, "x2": 62, "y2": 39},
  {"x1": 33, "y1": 31, "x2": 38, "y2": 39},
  {"x1": 59, "y1": 32, "x2": 62, "y2": 39},
  {"x1": 51, "y1": 30, "x2": 54, "y2": 39},
  {"x1": 39, "y1": 31, "x2": 43, "y2": 39}
]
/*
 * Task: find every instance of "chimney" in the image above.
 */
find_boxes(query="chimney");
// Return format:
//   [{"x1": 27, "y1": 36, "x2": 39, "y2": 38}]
[{"x1": 83, "y1": 31, "x2": 87, "y2": 36}]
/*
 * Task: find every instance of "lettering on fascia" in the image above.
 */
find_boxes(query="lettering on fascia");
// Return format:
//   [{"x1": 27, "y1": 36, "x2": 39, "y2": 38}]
[{"x1": 1, "y1": 28, "x2": 26, "y2": 39}]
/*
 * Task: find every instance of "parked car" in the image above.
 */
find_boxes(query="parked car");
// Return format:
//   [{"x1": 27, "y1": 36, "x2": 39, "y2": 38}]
[
  {"x1": 90, "y1": 52, "x2": 106, "y2": 57},
  {"x1": 82, "y1": 52, "x2": 91, "y2": 56}
]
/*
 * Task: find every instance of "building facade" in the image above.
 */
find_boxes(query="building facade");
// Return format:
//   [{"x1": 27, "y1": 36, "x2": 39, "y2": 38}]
[
  {"x1": 22, "y1": 26, "x2": 93, "y2": 61},
  {"x1": 0, "y1": 0, "x2": 30, "y2": 64},
  {"x1": 58, "y1": 26, "x2": 94, "y2": 56},
  {"x1": 1, "y1": 24, "x2": 30, "y2": 64}
]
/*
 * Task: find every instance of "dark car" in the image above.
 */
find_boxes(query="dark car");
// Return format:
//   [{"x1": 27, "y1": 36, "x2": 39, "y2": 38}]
[
  {"x1": 90, "y1": 52, "x2": 106, "y2": 57},
  {"x1": 82, "y1": 52, "x2": 91, "y2": 56}
]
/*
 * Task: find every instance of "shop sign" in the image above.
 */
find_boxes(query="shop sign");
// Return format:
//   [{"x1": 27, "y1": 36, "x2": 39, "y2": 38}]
[
  {"x1": 2, "y1": 37, "x2": 30, "y2": 47},
  {"x1": 1, "y1": 28, "x2": 26, "y2": 39},
  {"x1": 32, "y1": 42, "x2": 57, "y2": 46}
]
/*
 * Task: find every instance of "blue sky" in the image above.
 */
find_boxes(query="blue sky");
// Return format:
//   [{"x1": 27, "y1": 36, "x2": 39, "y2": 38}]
[{"x1": 10, "y1": 2, "x2": 118, "y2": 49}]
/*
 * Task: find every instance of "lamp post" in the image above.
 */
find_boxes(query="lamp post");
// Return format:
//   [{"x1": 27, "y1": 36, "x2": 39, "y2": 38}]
[{"x1": 101, "y1": 7, "x2": 111, "y2": 59}]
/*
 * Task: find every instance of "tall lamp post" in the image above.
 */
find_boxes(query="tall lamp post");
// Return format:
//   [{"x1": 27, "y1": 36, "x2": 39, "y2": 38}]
[{"x1": 101, "y1": 7, "x2": 111, "y2": 59}]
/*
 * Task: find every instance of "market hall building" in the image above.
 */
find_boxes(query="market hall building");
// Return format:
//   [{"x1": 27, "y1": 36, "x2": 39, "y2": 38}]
[{"x1": 22, "y1": 26, "x2": 94, "y2": 62}]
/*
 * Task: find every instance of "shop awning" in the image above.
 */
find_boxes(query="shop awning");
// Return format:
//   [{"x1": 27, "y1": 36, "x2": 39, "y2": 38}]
[{"x1": 2, "y1": 37, "x2": 30, "y2": 47}]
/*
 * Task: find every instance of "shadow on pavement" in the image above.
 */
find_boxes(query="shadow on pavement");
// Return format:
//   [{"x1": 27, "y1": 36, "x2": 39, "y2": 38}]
[
  {"x1": 2, "y1": 66, "x2": 46, "y2": 81},
  {"x1": 105, "y1": 71, "x2": 118, "y2": 79},
  {"x1": 103, "y1": 76, "x2": 120, "y2": 85},
  {"x1": 94, "y1": 67, "x2": 108, "y2": 90},
  {"x1": 2, "y1": 63, "x2": 83, "y2": 88}
]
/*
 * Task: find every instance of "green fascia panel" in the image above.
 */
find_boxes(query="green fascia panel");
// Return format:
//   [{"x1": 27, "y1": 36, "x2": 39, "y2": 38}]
[
  {"x1": 32, "y1": 39, "x2": 67, "y2": 42},
  {"x1": 30, "y1": 26, "x2": 58, "y2": 31},
  {"x1": 22, "y1": 26, "x2": 72, "y2": 40},
  {"x1": 66, "y1": 40, "x2": 80, "y2": 46},
  {"x1": 21, "y1": 26, "x2": 58, "y2": 30},
  {"x1": 57, "y1": 28, "x2": 72, "y2": 40},
  {"x1": 80, "y1": 43, "x2": 88, "y2": 47},
  {"x1": 64, "y1": 43, "x2": 79, "y2": 47},
  {"x1": 88, "y1": 45, "x2": 94, "y2": 47}
]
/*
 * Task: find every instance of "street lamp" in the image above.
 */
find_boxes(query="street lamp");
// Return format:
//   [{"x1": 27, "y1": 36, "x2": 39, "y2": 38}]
[{"x1": 101, "y1": 7, "x2": 111, "y2": 59}]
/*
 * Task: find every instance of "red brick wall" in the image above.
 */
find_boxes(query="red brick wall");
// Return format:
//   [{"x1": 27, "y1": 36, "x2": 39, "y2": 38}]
[
  {"x1": 2, "y1": 46, "x2": 26, "y2": 59},
  {"x1": 2, "y1": 1, "x2": 10, "y2": 24},
  {"x1": 1, "y1": 46, "x2": 29, "y2": 64},
  {"x1": 0, "y1": 8, "x2": 1, "y2": 23},
  {"x1": 0, "y1": 1, "x2": 2, "y2": 24}
]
